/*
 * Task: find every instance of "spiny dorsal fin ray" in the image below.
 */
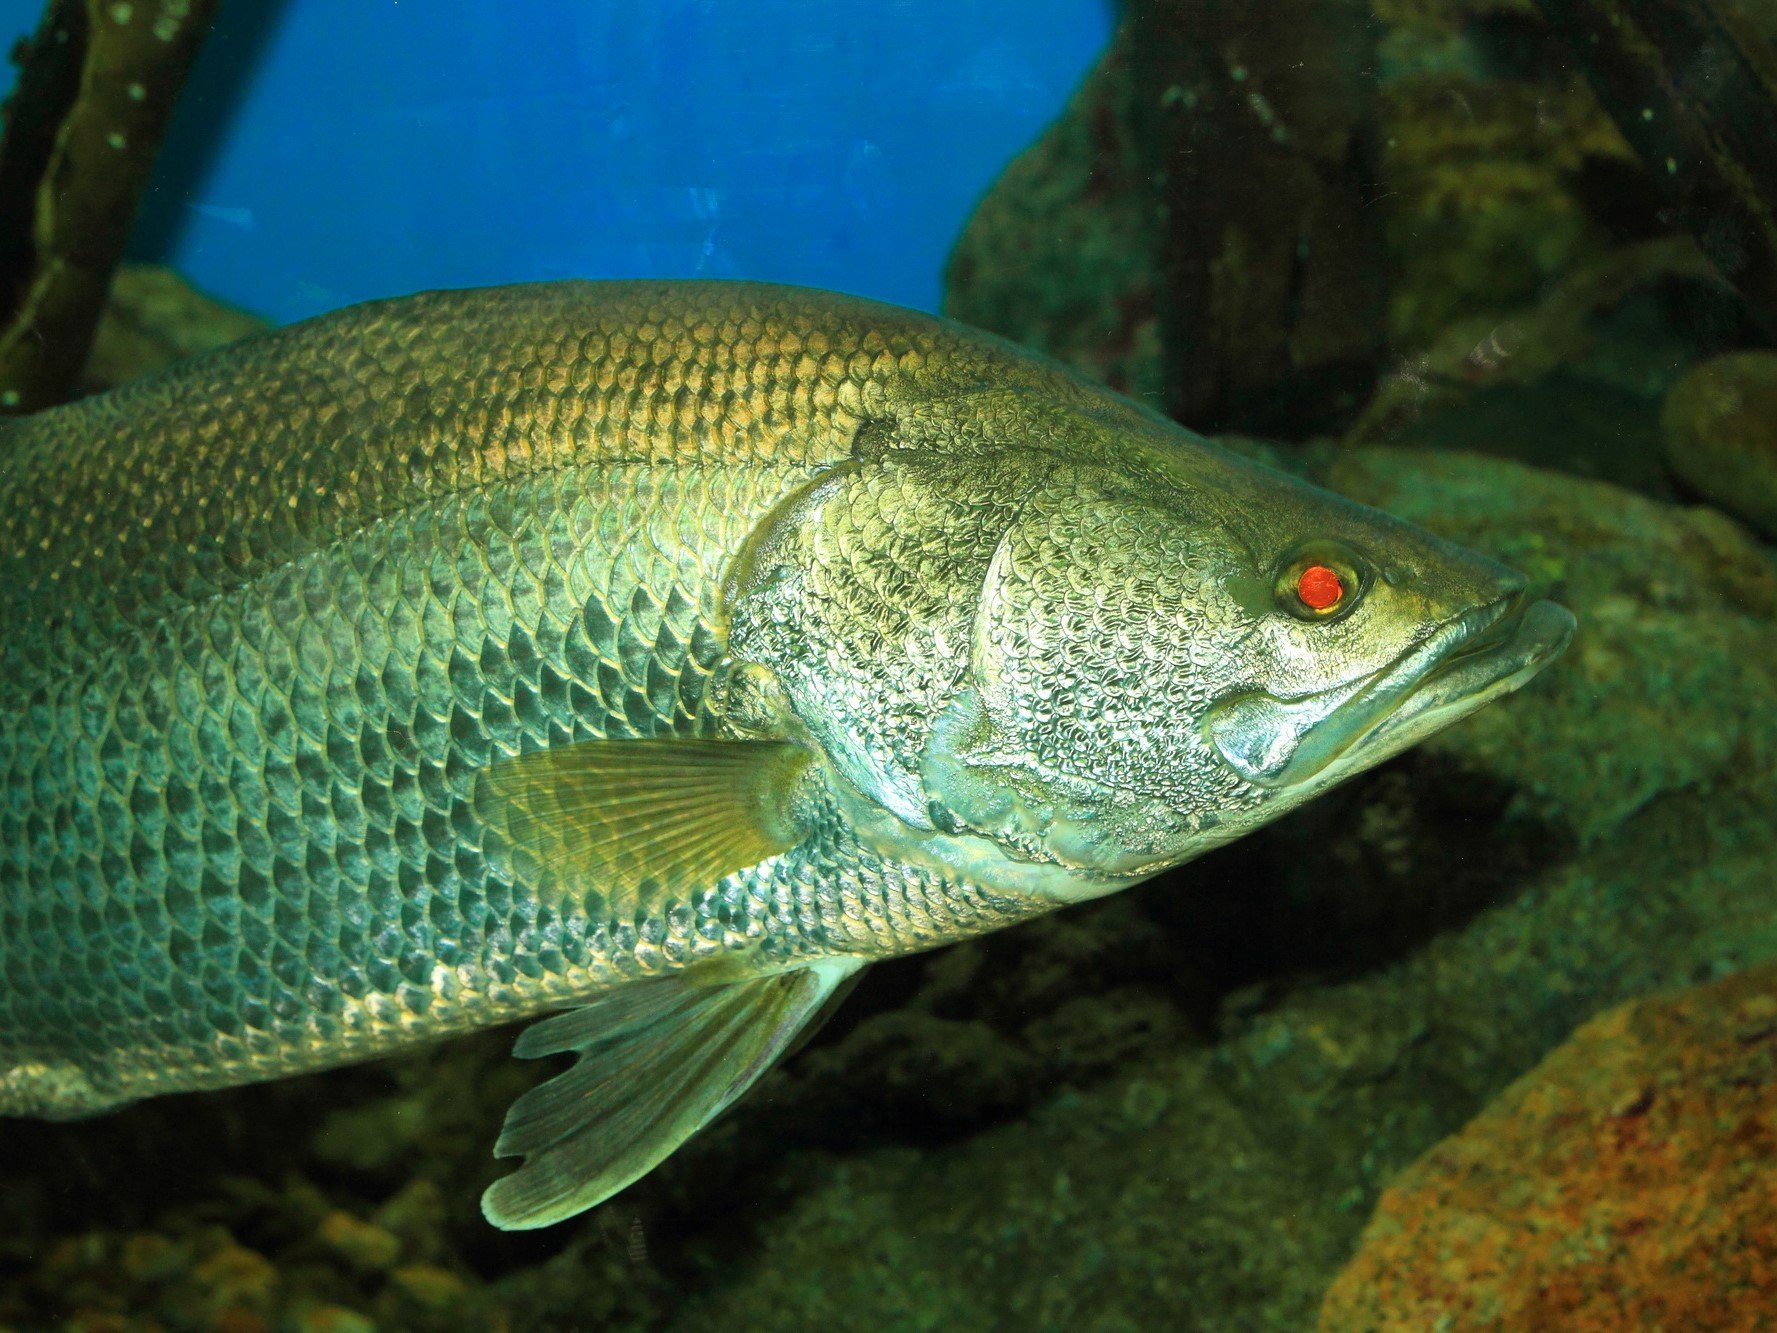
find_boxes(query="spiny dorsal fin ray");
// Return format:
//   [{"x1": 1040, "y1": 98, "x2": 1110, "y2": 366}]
[
  {"x1": 474, "y1": 738, "x2": 812, "y2": 920},
  {"x1": 482, "y1": 959, "x2": 864, "y2": 1230}
]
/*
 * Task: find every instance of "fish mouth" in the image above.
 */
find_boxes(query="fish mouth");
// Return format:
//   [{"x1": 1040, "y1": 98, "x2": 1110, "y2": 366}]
[{"x1": 1206, "y1": 593, "x2": 1576, "y2": 790}]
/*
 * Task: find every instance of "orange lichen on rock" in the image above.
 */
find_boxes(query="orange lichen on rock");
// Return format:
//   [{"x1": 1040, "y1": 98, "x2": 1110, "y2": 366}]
[{"x1": 1320, "y1": 962, "x2": 1777, "y2": 1331}]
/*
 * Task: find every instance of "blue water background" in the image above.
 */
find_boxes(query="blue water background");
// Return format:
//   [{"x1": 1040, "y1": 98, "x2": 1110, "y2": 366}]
[{"x1": 0, "y1": 0, "x2": 1111, "y2": 323}]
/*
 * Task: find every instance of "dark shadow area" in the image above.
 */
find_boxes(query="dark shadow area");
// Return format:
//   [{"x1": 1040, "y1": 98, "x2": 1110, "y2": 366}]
[
  {"x1": 0, "y1": 1059, "x2": 403, "y2": 1243},
  {"x1": 1463, "y1": 7, "x2": 1568, "y2": 84},
  {"x1": 1153, "y1": 751, "x2": 1576, "y2": 1008},
  {"x1": 128, "y1": 0, "x2": 296, "y2": 262}
]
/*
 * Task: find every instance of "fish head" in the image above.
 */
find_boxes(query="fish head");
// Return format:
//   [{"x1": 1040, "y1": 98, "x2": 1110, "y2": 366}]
[
  {"x1": 914, "y1": 432, "x2": 1575, "y2": 898},
  {"x1": 724, "y1": 412, "x2": 1573, "y2": 905}
]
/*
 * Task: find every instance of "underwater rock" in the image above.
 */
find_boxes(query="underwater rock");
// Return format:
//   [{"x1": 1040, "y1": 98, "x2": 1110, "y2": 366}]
[
  {"x1": 79, "y1": 263, "x2": 270, "y2": 395},
  {"x1": 1319, "y1": 961, "x2": 1777, "y2": 1330},
  {"x1": 943, "y1": 30, "x2": 1161, "y2": 404},
  {"x1": 945, "y1": 0, "x2": 1637, "y2": 437},
  {"x1": 0, "y1": 1207, "x2": 506, "y2": 1332},
  {"x1": 1662, "y1": 350, "x2": 1777, "y2": 540},
  {"x1": 1372, "y1": 42, "x2": 1634, "y2": 352},
  {"x1": 316, "y1": 1212, "x2": 401, "y2": 1273}
]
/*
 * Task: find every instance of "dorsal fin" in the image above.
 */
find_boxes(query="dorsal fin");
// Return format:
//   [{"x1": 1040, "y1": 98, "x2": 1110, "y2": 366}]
[
  {"x1": 482, "y1": 959, "x2": 864, "y2": 1229},
  {"x1": 474, "y1": 738, "x2": 813, "y2": 921}
]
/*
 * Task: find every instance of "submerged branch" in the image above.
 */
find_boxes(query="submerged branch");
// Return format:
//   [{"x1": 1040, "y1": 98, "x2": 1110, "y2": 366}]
[
  {"x1": 1534, "y1": 0, "x2": 1777, "y2": 333},
  {"x1": 0, "y1": 0, "x2": 221, "y2": 415}
]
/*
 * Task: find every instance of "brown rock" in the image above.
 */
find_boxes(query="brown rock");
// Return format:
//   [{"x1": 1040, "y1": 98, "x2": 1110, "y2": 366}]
[
  {"x1": 292, "y1": 1305, "x2": 377, "y2": 1333},
  {"x1": 118, "y1": 1230, "x2": 189, "y2": 1283},
  {"x1": 316, "y1": 1210, "x2": 402, "y2": 1272},
  {"x1": 387, "y1": 1264, "x2": 471, "y2": 1311},
  {"x1": 1320, "y1": 962, "x2": 1777, "y2": 1330},
  {"x1": 1663, "y1": 351, "x2": 1777, "y2": 540}
]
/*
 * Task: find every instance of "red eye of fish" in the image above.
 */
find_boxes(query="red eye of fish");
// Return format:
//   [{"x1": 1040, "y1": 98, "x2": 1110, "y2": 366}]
[{"x1": 1296, "y1": 564, "x2": 1345, "y2": 611}]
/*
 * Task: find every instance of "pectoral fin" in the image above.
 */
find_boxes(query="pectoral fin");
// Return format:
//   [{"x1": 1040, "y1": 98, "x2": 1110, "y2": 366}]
[
  {"x1": 482, "y1": 958, "x2": 864, "y2": 1230},
  {"x1": 474, "y1": 738, "x2": 812, "y2": 920}
]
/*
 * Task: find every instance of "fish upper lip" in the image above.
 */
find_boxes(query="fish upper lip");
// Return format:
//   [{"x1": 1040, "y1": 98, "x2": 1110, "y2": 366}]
[
  {"x1": 1398, "y1": 589, "x2": 1560, "y2": 702},
  {"x1": 1325, "y1": 590, "x2": 1575, "y2": 766},
  {"x1": 1204, "y1": 590, "x2": 1574, "y2": 789},
  {"x1": 1424, "y1": 588, "x2": 1526, "y2": 673},
  {"x1": 1379, "y1": 588, "x2": 1526, "y2": 703}
]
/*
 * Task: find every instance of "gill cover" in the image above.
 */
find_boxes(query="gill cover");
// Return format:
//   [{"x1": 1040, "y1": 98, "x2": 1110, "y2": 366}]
[
  {"x1": 724, "y1": 449, "x2": 1045, "y2": 833},
  {"x1": 916, "y1": 465, "x2": 1239, "y2": 883}
]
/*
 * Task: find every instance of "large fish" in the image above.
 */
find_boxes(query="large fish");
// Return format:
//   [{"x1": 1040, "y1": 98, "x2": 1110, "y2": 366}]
[{"x1": 0, "y1": 282, "x2": 1573, "y2": 1228}]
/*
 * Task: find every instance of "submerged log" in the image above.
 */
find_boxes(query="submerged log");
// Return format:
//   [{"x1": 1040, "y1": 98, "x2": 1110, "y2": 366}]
[
  {"x1": 1125, "y1": 0, "x2": 1386, "y2": 434},
  {"x1": 1534, "y1": 0, "x2": 1777, "y2": 331},
  {"x1": 0, "y1": 0, "x2": 221, "y2": 415}
]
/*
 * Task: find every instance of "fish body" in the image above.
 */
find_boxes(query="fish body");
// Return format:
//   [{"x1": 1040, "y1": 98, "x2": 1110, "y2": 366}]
[{"x1": 0, "y1": 282, "x2": 1573, "y2": 1226}]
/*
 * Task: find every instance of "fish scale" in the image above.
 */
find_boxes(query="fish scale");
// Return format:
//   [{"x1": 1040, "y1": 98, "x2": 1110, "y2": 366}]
[{"x1": 0, "y1": 282, "x2": 1038, "y2": 1118}]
